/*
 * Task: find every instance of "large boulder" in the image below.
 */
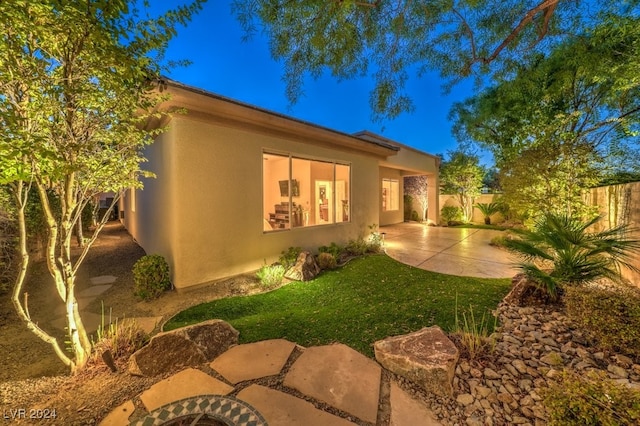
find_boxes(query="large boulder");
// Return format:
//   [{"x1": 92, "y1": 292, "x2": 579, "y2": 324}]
[
  {"x1": 129, "y1": 319, "x2": 238, "y2": 376},
  {"x1": 374, "y1": 326, "x2": 459, "y2": 397},
  {"x1": 284, "y1": 251, "x2": 320, "y2": 281}
]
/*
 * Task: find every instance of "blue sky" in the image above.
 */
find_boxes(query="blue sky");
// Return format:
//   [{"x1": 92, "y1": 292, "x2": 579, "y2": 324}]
[{"x1": 155, "y1": 1, "x2": 478, "y2": 160}]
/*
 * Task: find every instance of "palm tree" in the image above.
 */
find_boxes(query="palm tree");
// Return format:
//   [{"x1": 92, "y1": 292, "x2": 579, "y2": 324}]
[
  {"x1": 504, "y1": 213, "x2": 640, "y2": 300},
  {"x1": 474, "y1": 202, "x2": 501, "y2": 225}
]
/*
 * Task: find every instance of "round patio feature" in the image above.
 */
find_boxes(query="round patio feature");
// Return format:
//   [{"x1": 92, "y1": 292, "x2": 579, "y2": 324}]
[{"x1": 131, "y1": 394, "x2": 267, "y2": 426}]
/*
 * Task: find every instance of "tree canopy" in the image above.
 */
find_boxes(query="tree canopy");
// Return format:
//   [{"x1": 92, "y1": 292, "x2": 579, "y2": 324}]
[
  {"x1": 0, "y1": 0, "x2": 204, "y2": 372},
  {"x1": 233, "y1": 0, "x2": 638, "y2": 119},
  {"x1": 450, "y1": 15, "x2": 640, "y2": 218},
  {"x1": 439, "y1": 151, "x2": 484, "y2": 222}
]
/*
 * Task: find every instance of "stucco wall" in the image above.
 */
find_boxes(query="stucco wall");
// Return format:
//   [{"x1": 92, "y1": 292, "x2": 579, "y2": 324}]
[
  {"x1": 439, "y1": 194, "x2": 502, "y2": 224},
  {"x1": 126, "y1": 116, "x2": 384, "y2": 289}
]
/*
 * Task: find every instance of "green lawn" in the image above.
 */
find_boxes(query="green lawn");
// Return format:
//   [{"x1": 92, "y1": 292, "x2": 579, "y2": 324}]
[{"x1": 165, "y1": 255, "x2": 511, "y2": 357}]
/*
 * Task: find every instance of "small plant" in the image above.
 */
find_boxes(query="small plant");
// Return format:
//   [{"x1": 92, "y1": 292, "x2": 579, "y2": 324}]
[
  {"x1": 367, "y1": 223, "x2": 383, "y2": 253},
  {"x1": 317, "y1": 252, "x2": 337, "y2": 270},
  {"x1": 345, "y1": 237, "x2": 369, "y2": 256},
  {"x1": 503, "y1": 213, "x2": 640, "y2": 301},
  {"x1": 410, "y1": 210, "x2": 420, "y2": 221},
  {"x1": 441, "y1": 205, "x2": 463, "y2": 225},
  {"x1": 319, "y1": 242, "x2": 343, "y2": 258},
  {"x1": 564, "y1": 285, "x2": 640, "y2": 359},
  {"x1": 403, "y1": 194, "x2": 413, "y2": 221},
  {"x1": 543, "y1": 369, "x2": 640, "y2": 425},
  {"x1": 474, "y1": 202, "x2": 501, "y2": 225},
  {"x1": 91, "y1": 303, "x2": 148, "y2": 366},
  {"x1": 451, "y1": 296, "x2": 497, "y2": 360},
  {"x1": 279, "y1": 246, "x2": 302, "y2": 269},
  {"x1": 256, "y1": 263, "x2": 285, "y2": 287},
  {"x1": 133, "y1": 254, "x2": 171, "y2": 300}
]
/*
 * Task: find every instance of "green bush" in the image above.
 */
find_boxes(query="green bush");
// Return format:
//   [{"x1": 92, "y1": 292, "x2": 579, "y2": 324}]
[
  {"x1": 410, "y1": 210, "x2": 420, "y2": 221},
  {"x1": 564, "y1": 286, "x2": 640, "y2": 359},
  {"x1": 543, "y1": 369, "x2": 640, "y2": 425},
  {"x1": 279, "y1": 246, "x2": 302, "y2": 269},
  {"x1": 504, "y1": 213, "x2": 640, "y2": 301},
  {"x1": 256, "y1": 263, "x2": 285, "y2": 287},
  {"x1": 441, "y1": 205, "x2": 463, "y2": 225},
  {"x1": 133, "y1": 254, "x2": 171, "y2": 300},
  {"x1": 317, "y1": 252, "x2": 337, "y2": 270},
  {"x1": 318, "y1": 242, "x2": 342, "y2": 258},
  {"x1": 345, "y1": 237, "x2": 369, "y2": 256}
]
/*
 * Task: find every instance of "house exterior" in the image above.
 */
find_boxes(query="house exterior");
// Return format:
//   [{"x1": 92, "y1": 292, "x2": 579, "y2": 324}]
[{"x1": 120, "y1": 80, "x2": 440, "y2": 289}]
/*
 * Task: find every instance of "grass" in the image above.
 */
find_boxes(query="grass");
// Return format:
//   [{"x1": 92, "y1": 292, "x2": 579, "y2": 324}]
[{"x1": 165, "y1": 255, "x2": 511, "y2": 357}]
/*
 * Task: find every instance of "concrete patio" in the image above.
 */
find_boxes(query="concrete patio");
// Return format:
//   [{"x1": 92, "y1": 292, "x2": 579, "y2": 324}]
[{"x1": 381, "y1": 222, "x2": 518, "y2": 279}]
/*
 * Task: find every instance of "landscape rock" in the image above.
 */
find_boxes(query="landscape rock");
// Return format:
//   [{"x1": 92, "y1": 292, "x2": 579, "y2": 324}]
[
  {"x1": 374, "y1": 326, "x2": 459, "y2": 397},
  {"x1": 129, "y1": 319, "x2": 238, "y2": 376},
  {"x1": 284, "y1": 251, "x2": 321, "y2": 281}
]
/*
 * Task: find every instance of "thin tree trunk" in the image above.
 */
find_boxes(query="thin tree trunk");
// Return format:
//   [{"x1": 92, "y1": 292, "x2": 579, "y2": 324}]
[{"x1": 11, "y1": 181, "x2": 74, "y2": 369}]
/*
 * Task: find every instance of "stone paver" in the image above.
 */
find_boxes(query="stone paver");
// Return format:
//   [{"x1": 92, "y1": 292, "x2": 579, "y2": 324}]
[
  {"x1": 90, "y1": 275, "x2": 118, "y2": 285},
  {"x1": 283, "y1": 343, "x2": 381, "y2": 423},
  {"x1": 98, "y1": 399, "x2": 134, "y2": 426},
  {"x1": 237, "y1": 385, "x2": 357, "y2": 426},
  {"x1": 77, "y1": 284, "x2": 112, "y2": 298},
  {"x1": 140, "y1": 368, "x2": 234, "y2": 412},
  {"x1": 390, "y1": 381, "x2": 441, "y2": 426},
  {"x1": 211, "y1": 339, "x2": 296, "y2": 384}
]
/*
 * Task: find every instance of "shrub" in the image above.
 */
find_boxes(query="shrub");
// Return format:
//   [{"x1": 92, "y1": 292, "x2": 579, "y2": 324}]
[
  {"x1": 404, "y1": 194, "x2": 413, "y2": 221},
  {"x1": 441, "y1": 205, "x2": 463, "y2": 225},
  {"x1": 279, "y1": 246, "x2": 302, "y2": 269},
  {"x1": 345, "y1": 237, "x2": 369, "y2": 256},
  {"x1": 564, "y1": 286, "x2": 640, "y2": 359},
  {"x1": 367, "y1": 223, "x2": 383, "y2": 253},
  {"x1": 256, "y1": 263, "x2": 285, "y2": 287},
  {"x1": 318, "y1": 242, "x2": 342, "y2": 258},
  {"x1": 474, "y1": 202, "x2": 501, "y2": 225},
  {"x1": 317, "y1": 252, "x2": 337, "y2": 270},
  {"x1": 543, "y1": 369, "x2": 640, "y2": 425},
  {"x1": 410, "y1": 210, "x2": 420, "y2": 221},
  {"x1": 504, "y1": 213, "x2": 640, "y2": 301},
  {"x1": 451, "y1": 297, "x2": 497, "y2": 360},
  {"x1": 92, "y1": 316, "x2": 148, "y2": 364},
  {"x1": 133, "y1": 254, "x2": 171, "y2": 300}
]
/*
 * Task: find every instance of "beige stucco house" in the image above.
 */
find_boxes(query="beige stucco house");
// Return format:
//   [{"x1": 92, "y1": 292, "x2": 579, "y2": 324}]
[{"x1": 119, "y1": 80, "x2": 440, "y2": 289}]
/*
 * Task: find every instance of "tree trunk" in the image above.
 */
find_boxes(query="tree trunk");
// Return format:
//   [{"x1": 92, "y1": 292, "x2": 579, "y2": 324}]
[{"x1": 11, "y1": 181, "x2": 74, "y2": 370}]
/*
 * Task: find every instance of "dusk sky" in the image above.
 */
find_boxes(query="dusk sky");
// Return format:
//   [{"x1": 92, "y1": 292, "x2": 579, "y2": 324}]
[{"x1": 154, "y1": 1, "x2": 479, "y2": 161}]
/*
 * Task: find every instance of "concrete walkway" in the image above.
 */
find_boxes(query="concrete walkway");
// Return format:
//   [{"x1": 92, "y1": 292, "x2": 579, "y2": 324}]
[
  {"x1": 100, "y1": 339, "x2": 442, "y2": 425},
  {"x1": 382, "y1": 222, "x2": 518, "y2": 279}
]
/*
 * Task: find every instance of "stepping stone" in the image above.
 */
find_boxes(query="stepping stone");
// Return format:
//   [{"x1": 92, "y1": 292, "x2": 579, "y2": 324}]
[
  {"x1": 77, "y1": 284, "x2": 112, "y2": 299},
  {"x1": 98, "y1": 399, "x2": 134, "y2": 426},
  {"x1": 90, "y1": 275, "x2": 117, "y2": 285},
  {"x1": 283, "y1": 343, "x2": 381, "y2": 423},
  {"x1": 122, "y1": 317, "x2": 161, "y2": 335},
  {"x1": 237, "y1": 384, "x2": 356, "y2": 426},
  {"x1": 140, "y1": 368, "x2": 234, "y2": 412},
  {"x1": 50, "y1": 311, "x2": 104, "y2": 334},
  {"x1": 390, "y1": 381, "x2": 441, "y2": 426},
  {"x1": 210, "y1": 339, "x2": 296, "y2": 384}
]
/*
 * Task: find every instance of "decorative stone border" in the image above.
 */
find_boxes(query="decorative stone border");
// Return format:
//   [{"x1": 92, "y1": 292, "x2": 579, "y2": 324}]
[{"x1": 131, "y1": 394, "x2": 268, "y2": 426}]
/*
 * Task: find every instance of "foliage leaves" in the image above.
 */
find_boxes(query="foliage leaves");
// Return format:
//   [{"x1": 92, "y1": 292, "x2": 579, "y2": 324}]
[
  {"x1": 233, "y1": 0, "x2": 637, "y2": 119},
  {"x1": 504, "y1": 213, "x2": 640, "y2": 299}
]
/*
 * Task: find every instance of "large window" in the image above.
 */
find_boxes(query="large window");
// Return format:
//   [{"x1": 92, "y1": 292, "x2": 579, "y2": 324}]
[
  {"x1": 382, "y1": 178, "x2": 399, "y2": 211},
  {"x1": 263, "y1": 152, "x2": 350, "y2": 231}
]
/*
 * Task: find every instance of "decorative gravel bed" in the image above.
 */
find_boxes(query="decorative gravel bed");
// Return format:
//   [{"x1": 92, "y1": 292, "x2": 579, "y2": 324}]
[{"x1": 410, "y1": 301, "x2": 640, "y2": 426}]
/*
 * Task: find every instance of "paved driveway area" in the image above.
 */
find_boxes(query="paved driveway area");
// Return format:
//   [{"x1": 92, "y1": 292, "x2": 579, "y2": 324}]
[{"x1": 381, "y1": 222, "x2": 519, "y2": 279}]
